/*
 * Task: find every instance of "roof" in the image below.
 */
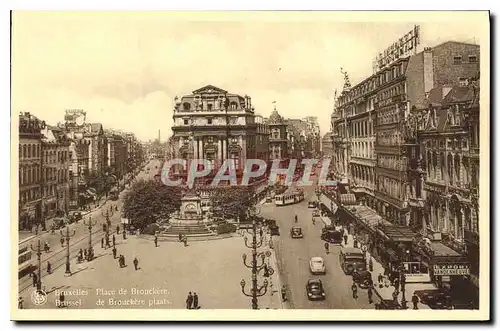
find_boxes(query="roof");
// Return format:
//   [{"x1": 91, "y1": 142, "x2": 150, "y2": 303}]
[
  {"x1": 268, "y1": 110, "x2": 284, "y2": 124},
  {"x1": 192, "y1": 85, "x2": 228, "y2": 94},
  {"x1": 429, "y1": 242, "x2": 462, "y2": 257},
  {"x1": 379, "y1": 225, "x2": 417, "y2": 242}
]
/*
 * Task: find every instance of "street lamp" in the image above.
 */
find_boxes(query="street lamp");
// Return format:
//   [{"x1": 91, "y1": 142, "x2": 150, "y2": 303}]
[
  {"x1": 61, "y1": 227, "x2": 76, "y2": 276},
  {"x1": 83, "y1": 216, "x2": 97, "y2": 261},
  {"x1": 240, "y1": 207, "x2": 269, "y2": 309},
  {"x1": 30, "y1": 240, "x2": 42, "y2": 291}
]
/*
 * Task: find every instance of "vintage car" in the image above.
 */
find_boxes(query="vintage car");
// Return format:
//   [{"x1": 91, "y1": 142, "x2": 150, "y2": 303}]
[
  {"x1": 306, "y1": 279, "x2": 326, "y2": 301},
  {"x1": 352, "y1": 270, "x2": 373, "y2": 289},
  {"x1": 321, "y1": 227, "x2": 343, "y2": 245},
  {"x1": 308, "y1": 201, "x2": 317, "y2": 208},
  {"x1": 290, "y1": 226, "x2": 303, "y2": 239},
  {"x1": 309, "y1": 257, "x2": 326, "y2": 275},
  {"x1": 375, "y1": 299, "x2": 400, "y2": 310},
  {"x1": 269, "y1": 224, "x2": 280, "y2": 236},
  {"x1": 414, "y1": 289, "x2": 454, "y2": 310},
  {"x1": 312, "y1": 209, "x2": 320, "y2": 217},
  {"x1": 68, "y1": 211, "x2": 83, "y2": 223}
]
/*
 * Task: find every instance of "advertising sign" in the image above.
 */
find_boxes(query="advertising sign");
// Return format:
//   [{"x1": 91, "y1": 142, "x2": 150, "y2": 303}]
[
  {"x1": 433, "y1": 263, "x2": 470, "y2": 276},
  {"x1": 372, "y1": 25, "x2": 421, "y2": 73}
]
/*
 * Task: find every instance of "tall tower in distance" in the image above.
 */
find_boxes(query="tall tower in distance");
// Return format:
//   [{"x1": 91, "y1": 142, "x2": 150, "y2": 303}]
[{"x1": 158, "y1": 129, "x2": 161, "y2": 142}]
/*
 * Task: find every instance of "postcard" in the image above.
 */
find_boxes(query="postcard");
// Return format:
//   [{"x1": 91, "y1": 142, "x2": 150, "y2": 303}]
[{"x1": 10, "y1": 10, "x2": 490, "y2": 321}]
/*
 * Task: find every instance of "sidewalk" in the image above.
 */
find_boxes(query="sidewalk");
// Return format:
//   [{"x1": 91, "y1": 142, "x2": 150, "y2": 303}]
[
  {"x1": 19, "y1": 198, "x2": 111, "y2": 245},
  {"x1": 342, "y1": 232, "x2": 433, "y2": 309},
  {"x1": 258, "y1": 232, "x2": 285, "y2": 309}
]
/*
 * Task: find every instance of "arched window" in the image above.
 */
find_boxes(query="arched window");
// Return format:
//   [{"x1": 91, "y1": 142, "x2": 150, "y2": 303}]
[
  {"x1": 183, "y1": 103, "x2": 191, "y2": 111},
  {"x1": 31, "y1": 145, "x2": 35, "y2": 158},
  {"x1": 440, "y1": 152, "x2": 445, "y2": 180}
]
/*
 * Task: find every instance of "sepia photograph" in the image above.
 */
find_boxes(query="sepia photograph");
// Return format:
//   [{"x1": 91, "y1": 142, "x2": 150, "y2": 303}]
[{"x1": 10, "y1": 10, "x2": 490, "y2": 321}]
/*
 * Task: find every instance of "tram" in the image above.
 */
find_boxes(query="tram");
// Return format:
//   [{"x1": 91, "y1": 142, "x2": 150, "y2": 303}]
[
  {"x1": 275, "y1": 189, "x2": 305, "y2": 206},
  {"x1": 18, "y1": 245, "x2": 35, "y2": 279}
]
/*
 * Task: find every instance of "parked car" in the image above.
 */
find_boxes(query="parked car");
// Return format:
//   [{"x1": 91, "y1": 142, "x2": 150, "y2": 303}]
[
  {"x1": 321, "y1": 227, "x2": 343, "y2": 244},
  {"x1": 269, "y1": 224, "x2": 280, "y2": 236},
  {"x1": 308, "y1": 201, "x2": 317, "y2": 208},
  {"x1": 352, "y1": 270, "x2": 373, "y2": 289},
  {"x1": 68, "y1": 211, "x2": 82, "y2": 223},
  {"x1": 414, "y1": 289, "x2": 453, "y2": 310},
  {"x1": 312, "y1": 209, "x2": 320, "y2": 217},
  {"x1": 290, "y1": 226, "x2": 303, "y2": 239},
  {"x1": 375, "y1": 299, "x2": 400, "y2": 310},
  {"x1": 306, "y1": 279, "x2": 326, "y2": 301},
  {"x1": 309, "y1": 257, "x2": 326, "y2": 275}
]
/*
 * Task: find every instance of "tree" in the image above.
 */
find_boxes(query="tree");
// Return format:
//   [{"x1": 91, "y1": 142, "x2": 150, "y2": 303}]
[
  {"x1": 122, "y1": 179, "x2": 183, "y2": 230},
  {"x1": 209, "y1": 186, "x2": 256, "y2": 221}
]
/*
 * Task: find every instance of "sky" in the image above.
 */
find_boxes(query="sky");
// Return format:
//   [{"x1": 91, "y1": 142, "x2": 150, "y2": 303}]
[{"x1": 11, "y1": 11, "x2": 486, "y2": 142}]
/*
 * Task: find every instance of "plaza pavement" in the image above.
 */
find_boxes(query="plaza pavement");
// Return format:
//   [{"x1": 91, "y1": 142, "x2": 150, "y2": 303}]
[{"x1": 20, "y1": 234, "x2": 281, "y2": 310}]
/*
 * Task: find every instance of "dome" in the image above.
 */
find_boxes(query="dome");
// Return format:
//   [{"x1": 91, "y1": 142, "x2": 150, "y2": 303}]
[{"x1": 268, "y1": 110, "x2": 284, "y2": 123}]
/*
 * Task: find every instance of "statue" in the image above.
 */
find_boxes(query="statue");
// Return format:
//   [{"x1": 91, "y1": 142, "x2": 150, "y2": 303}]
[{"x1": 340, "y1": 67, "x2": 351, "y2": 90}]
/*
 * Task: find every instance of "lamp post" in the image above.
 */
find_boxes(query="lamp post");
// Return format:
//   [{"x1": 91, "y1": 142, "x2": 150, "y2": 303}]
[
  {"x1": 30, "y1": 240, "x2": 42, "y2": 291},
  {"x1": 61, "y1": 226, "x2": 76, "y2": 276},
  {"x1": 83, "y1": 216, "x2": 97, "y2": 261},
  {"x1": 240, "y1": 206, "x2": 269, "y2": 309}
]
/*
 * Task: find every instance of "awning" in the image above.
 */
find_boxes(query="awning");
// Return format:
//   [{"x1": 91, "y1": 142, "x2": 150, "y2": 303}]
[
  {"x1": 429, "y1": 242, "x2": 462, "y2": 258},
  {"x1": 340, "y1": 193, "x2": 357, "y2": 205},
  {"x1": 348, "y1": 205, "x2": 391, "y2": 231},
  {"x1": 379, "y1": 225, "x2": 417, "y2": 242},
  {"x1": 320, "y1": 193, "x2": 338, "y2": 214}
]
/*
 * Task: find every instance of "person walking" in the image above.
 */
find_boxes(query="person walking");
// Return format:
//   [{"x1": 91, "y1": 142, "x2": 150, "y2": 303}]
[
  {"x1": 31, "y1": 272, "x2": 38, "y2": 288},
  {"x1": 116, "y1": 225, "x2": 120, "y2": 234},
  {"x1": 412, "y1": 292, "x2": 419, "y2": 310},
  {"x1": 101, "y1": 238, "x2": 104, "y2": 248},
  {"x1": 193, "y1": 292, "x2": 199, "y2": 309},
  {"x1": 392, "y1": 290, "x2": 399, "y2": 305},
  {"x1": 183, "y1": 236, "x2": 188, "y2": 247},
  {"x1": 367, "y1": 286, "x2": 373, "y2": 304},
  {"x1": 343, "y1": 233, "x2": 348, "y2": 245},
  {"x1": 46, "y1": 261, "x2": 52, "y2": 274},
  {"x1": 133, "y1": 257, "x2": 139, "y2": 271},
  {"x1": 112, "y1": 247, "x2": 117, "y2": 259},
  {"x1": 112, "y1": 234, "x2": 116, "y2": 247},
  {"x1": 351, "y1": 282, "x2": 358, "y2": 299},
  {"x1": 186, "y1": 292, "x2": 193, "y2": 309},
  {"x1": 18, "y1": 297, "x2": 24, "y2": 309},
  {"x1": 154, "y1": 236, "x2": 158, "y2": 247},
  {"x1": 58, "y1": 292, "x2": 65, "y2": 308},
  {"x1": 60, "y1": 237, "x2": 65, "y2": 247}
]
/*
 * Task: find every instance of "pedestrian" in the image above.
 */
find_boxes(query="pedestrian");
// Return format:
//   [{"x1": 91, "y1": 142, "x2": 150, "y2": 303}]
[
  {"x1": 154, "y1": 236, "x2": 158, "y2": 247},
  {"x1": 112, "y1": 247, "x2": 117, "y2": 259},
  {"x1": 60, "y1": 237, "x2": 64, "y2": 247},
  {"x1": 59, "y1": 292, "x2": 65, "y2": 308},
  {"x1": 412, "y1": 292, "x2": 419, "y2": 310},
  {"x1": 392, "y1": 290, "x2": 399, "y2": 304},
  {"x1": 101, "y1": 237, "x2": 104, "y2": 248},
  {"x1": 343, "y1": 234, "x2": 348, "y2": 245},
  {"x1": 32, "y1": 273, "x2": 38, "y2": 288},
  {"x1": 178, "y1": 233, "x2": 182, "y2": 242},
  {"x1": 121, "y1": 255, "x2": 126, "y2": 267},
  {"x1": 353, "y1": 239, "x2": 358, "y2": 248},
  {"x1": 281, "y1": 285, "x2": 287, "y2": 302},
  {"x1": 116, "y1": 225, "x2": 120, "y2": 234},
  {"x1": 367, "y1": 286, "x2": 373, "y2": 304},
  {"x1": 368, "y1": 257, "x2": 374, "y2": 272},
  {"x1": 193, "y1": 292, "x2": 199, "y2": 309},
  {"x1": 47, "y1": 261, "x2": 52, "y2": 274},
  {"x1": 377, "y1": 273, "x2": 384, "y2": 288},
  {"x1": 183, "y1": 236, "x2": 188, "y2": 247},
  {"x1": 351, "y1": 282, "x2": 358, "y2": 299},
  {"x1": 18, "y1": 297, "x2": 24, "y2": 309},
  {"x1": 84, "y1": 248, "x2": 88, "y2": 260},
  {"x1": 133, "y1": 257, "x2": 139, "y2": 271},
  {"x1": 394, "y1": 278, "x2": 400, "y2": 291},
  {"x1": 112, "y1": 234, "x2": 116, "y2": 246},
  {"x1": 186, "y1": 292, "x2": 193, "y2": 309}
]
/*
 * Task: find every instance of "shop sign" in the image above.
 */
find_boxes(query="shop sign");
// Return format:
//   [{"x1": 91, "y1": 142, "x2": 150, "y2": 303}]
[{"x1": 433, "y1": 263, "x2": 470, "y2": 276}]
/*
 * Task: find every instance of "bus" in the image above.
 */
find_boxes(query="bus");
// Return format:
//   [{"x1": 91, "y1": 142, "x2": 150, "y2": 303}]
[
  {"x1": 275, "y1": 189, "x2": 305, "y2": 206},
  {"x1": 18, "y1": 245, "x2": 35, "y2": 279}
]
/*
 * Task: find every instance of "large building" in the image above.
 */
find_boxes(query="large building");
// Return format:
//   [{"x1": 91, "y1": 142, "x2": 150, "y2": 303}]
[
  {"x1": 266, "y1": 108, "x2": 290, "y2": 161},
  {"x1": 170, "y1": 85, "x2": 269, "y2": 179},
  {"x1": 41, "y1": 126, "x2": 71, "y2": 219},
  {"x1": 332, "y1": 41, "x2": 480, "y2": 227},
  {"x1": 18, "y1": 112, "x2": 44, "y2": 230},
  {"x1": 321, "y1": 132, "x2": 333, "y2": 157}
]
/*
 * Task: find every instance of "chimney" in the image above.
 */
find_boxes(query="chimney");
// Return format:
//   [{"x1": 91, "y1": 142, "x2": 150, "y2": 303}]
[{"x1": 423, "y1": 47, "x2": 434, "y2": 94}]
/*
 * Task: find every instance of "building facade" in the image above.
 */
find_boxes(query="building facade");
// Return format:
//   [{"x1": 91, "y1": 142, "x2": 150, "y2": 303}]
[
  {"x1": 171, "y1": 85, "x2": 268, "y2": 178},
  {"x1": 321, "y1": 132, "x2": 334, "y2": 157},
  {"x1": 41, "y1": 126, "x2": 71, "y2": 219},
  {"x1": 18, "y1": 112, "x2": 44, "y2": 230}
]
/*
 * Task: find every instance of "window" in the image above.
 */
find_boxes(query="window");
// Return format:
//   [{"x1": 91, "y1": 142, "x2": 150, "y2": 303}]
[
  {"x1": 207, "y1": 118, "x2": 213, "y2": 125},
  {"x1": 183, "y1": 103, "x2": 191, "y2": 111},
  {"x1": 459, "y1": 77, "x2": 468, "y2": 87},
  {"x1": 183, "y1": 119, "x2": 189, "y2": 125},
  {"x1": 453, "y1": 56, "x2": 462, "y2": 64},
  {"x1": 207, "y1": 104, "x2": 213, "y2": 111},
  {"x1": 468, "y1": 55, "x2": 478, "y2": 63}
]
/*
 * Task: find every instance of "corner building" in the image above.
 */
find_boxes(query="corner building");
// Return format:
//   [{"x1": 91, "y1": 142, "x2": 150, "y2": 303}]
[{"x1": 170, "y1": 85, "x2": 269, "y2": 181}]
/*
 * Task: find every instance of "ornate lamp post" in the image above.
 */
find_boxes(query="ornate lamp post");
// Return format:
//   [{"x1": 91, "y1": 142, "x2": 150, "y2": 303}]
[
  {"x1": 102, "y1": 207, "x2": 114, "y2": 246},
  {"x1": 240, "y1": 206, "x2": 269, "y2": 309},
  {"x1": 61, "y1": 227, "x2": 76, "y2": 276},
  {"x1": 83, "y1": 216, "x2": 97, "y2": 261},
  {"x1": 30, "y1": 240, "x2": 42, "y2": 291}
]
